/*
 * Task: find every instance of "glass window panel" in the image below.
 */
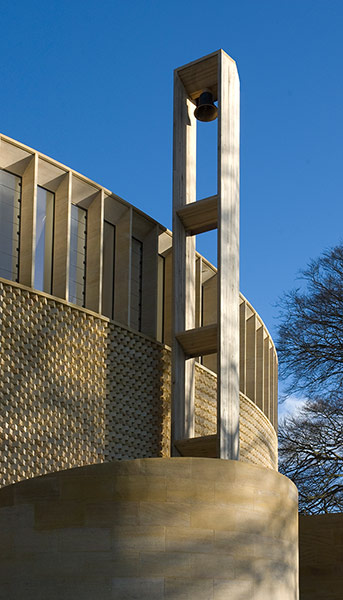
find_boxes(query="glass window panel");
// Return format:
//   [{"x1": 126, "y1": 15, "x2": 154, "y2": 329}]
[
  {"x1": 69, "y1": 204, "x2": 87, "y2": 306},
  {"x1": 0, "y1": 170, "x2": 21, "y2": 281},
  {"x1": 156, "y1": 254, "x2": 165, "y2": 342},
  {"x1": 130, "y1": 237, "x2": 143, "y2": 331},
  {"x1": 102, "y1": 221, "x2": 115, "y2": 319},
  {"x1": 34, "y1": 186, "x2": 54, "y2": 293}
]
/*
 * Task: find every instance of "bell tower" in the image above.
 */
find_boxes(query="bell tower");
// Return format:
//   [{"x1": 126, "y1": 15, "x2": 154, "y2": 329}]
[{"x1": 171, "y1": 49, "x2": 240, "y2": 460}]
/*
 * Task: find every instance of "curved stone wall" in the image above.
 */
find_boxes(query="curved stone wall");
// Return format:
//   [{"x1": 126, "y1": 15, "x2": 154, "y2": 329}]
[
  {"x1": 0, "y1": 458, "x2": 298, "y2": 600},
  {"x1": 0, "y1": 279, "x2": 277, "y2": 488}
]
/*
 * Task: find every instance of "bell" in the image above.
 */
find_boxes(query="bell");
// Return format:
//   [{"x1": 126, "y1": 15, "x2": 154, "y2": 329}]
[{"x1": 194, "y1": 89, "x2": 218, "y2": 122}]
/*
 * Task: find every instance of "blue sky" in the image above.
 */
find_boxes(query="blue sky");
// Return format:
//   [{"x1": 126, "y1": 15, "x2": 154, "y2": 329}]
[{"x1": 1, "y1": 0, "x2": 343, "y2": 358}]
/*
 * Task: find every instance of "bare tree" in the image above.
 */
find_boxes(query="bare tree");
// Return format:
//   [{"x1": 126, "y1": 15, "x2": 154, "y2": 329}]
[
  {"x1": 277, "y1": 244, "x2": 343, "y2": 398},
  {"x1": 278, "y1": 397, "x2": 343, "y2": 514},
  {"x1": 277, "y1": 244, "x2": 343, "y2": 512}
]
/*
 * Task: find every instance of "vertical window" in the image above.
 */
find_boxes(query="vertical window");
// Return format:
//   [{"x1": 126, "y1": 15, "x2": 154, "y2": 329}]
[
  {"x1": 69, "y1": 204, "x2": 87, "y2": 306},
  {"x1": 34, "y1": 186, "x2": 54, "y2": 293},
  {"x1": 102, "y1": 221, "x2": 115, "y2": 319},
  {"x1": 0, "y1": 170, "x2": 21, "y2": 282},
  {"x1": 156, "y1": 254, "x2": 165, "y2": 342},
  {"x1": 130, "y1": 237, "x2": 143, "y2": 331}
]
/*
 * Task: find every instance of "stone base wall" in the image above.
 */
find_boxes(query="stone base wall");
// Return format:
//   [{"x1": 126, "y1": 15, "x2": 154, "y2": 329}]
[
  {"x1": 0, "y1": 458, "x2": 298, "y2": 600},
  {"x1": 299, "y1": 513, "x2": 343, "y2": 600},
  {"x1": 0, "y1": 279, "x2": 277, "y2": 488}
]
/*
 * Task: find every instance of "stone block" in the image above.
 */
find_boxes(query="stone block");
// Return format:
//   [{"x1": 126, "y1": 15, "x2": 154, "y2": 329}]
[
  {"x1": 214, "y1": 481, "x2": 255, "y2": 507},
  {"x1": 112, "y1": 475, "x2": 166, "y2": 502},
  {"x1": 190, "y1": 503, "x2": 237, "y2": 531},
  {"x1": 165, "y1": 526, "x2": 214, "y2": 554},
  {"x1": 85, "y1": 501, "x2": 139, "y2": 527},
  {"x1": 189, "y1": 552, "x2": 234, "y2": 579},
  {"x1": 57, "y1": 526, "x2": 111, "y2": 552},
  {"x1": 112, "y1": 525, "x2": 165, "y2": 552},
  {"x1": 164, "y1": 577, "x2": 214, "y2": 600},
  {"x1": 111, "y1": 577, "x2": 164, "y2": 600},
  {"x1": 60, "y1": 476, "x2": 113, "y2": 501},
  {"x1": 13, "y1": 526, "x2": 58, "y2": 555},
  {"x1": 34, "y1": 500, "x2": 85, "y2": 530},
  {"x1": 139, "y1": 551, "x2": 190, "y2": 577},
  {"x1": 14, "y1": 476, "x2": 59, "y2": 504},
  {"x1": 139, "y1": 502, "x2": 190, "y2": 527},
  {"x1": 214, "y1": 579, "x2": 252, "y2": 599},
  {"x1": 166, "y1": 476, "x2": 214, "y2": 503}
]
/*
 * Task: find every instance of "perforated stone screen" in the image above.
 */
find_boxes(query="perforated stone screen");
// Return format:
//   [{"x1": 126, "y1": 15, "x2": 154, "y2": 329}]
[{"x1": 0, "y1": 279, "x2": 277, "y2": 487}]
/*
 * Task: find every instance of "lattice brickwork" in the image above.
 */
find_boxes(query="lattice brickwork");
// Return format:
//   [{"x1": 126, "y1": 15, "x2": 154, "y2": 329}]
[
  {"x1": 0, "y1": 279, "x2": 277, "y2": 487},
  {"x1": 194, "y1": 364, "x2": 277, "y2": 469},
  {"x1": 240, "y1": 393, "x2": 278, "y2": 469},
  {"x1": 0, "y1": 282, "x2": 107, "y2": 486},
  {"x1": 104, "y1": 325, "x2": 171, "y2": 460}
]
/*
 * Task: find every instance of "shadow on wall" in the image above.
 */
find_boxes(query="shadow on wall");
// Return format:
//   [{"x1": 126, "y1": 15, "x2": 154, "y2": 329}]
[{"x1": 0, "y1": 458, "x2": 298, "y2": 600}]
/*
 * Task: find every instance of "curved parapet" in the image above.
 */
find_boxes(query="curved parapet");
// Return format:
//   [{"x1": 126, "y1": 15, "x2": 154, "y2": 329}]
[
  {"x1": 0, "y1": 458, "x2": 298, "y2": 599},
  {"x1": 193, "y1": 362, "x2": 278, "y2": 470},
  {"x1": 0, "y1": 279, "x2": 277, "y2": 488},
  {"x1": 0, "y1": 134, "x2": 278, "y2": 484}
]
